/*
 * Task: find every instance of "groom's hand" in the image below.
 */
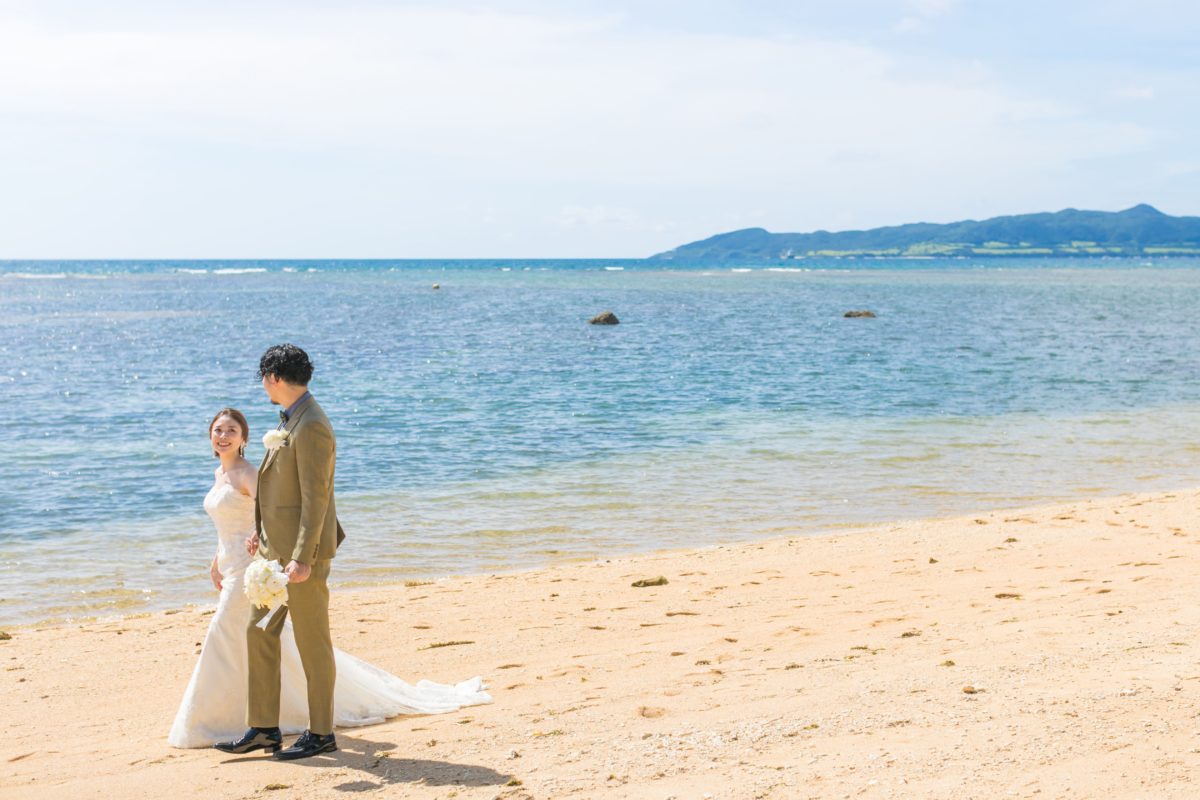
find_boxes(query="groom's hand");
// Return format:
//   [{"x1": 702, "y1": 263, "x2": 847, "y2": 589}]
[
  {"x1": 285, "y1": 560, "x2": 311, "y2": 583},
  {"x1": 245, "y1": 534, "x2": 259, "y2": 556}
]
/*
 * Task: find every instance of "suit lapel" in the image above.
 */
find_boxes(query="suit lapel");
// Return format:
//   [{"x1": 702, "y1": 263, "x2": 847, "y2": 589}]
[{"x1": 261, "y1": 396, "x2": 315, "y2": 472}]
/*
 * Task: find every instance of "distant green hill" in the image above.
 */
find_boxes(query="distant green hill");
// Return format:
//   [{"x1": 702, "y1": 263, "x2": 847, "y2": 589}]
[{"x1": 651, "y1": 205, "x2": 1200, "y2": 261}]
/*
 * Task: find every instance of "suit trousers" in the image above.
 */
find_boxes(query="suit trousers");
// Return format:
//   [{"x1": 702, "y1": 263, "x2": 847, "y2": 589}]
[{"x1": 246, "y1": 559, "x2": 335, "y2": 735}]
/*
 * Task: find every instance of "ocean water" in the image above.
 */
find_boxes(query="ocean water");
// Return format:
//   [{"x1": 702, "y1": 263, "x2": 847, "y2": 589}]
[{"x1": 3, "y1": 258, "x2": 1200, "y2": 625}]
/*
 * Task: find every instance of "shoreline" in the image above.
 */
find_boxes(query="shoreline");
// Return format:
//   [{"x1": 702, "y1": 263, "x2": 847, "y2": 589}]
[
  {"x1": 4, "y1": 487, "x2": 1200, "y2": 798},
  {"x1": 10, "y1": 469, "x2": 1200, "y2": 630}
]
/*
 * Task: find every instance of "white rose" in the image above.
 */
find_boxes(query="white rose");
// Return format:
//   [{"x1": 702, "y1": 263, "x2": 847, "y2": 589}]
[
  {"x1": 262, "y1": 430, "x2": 290, "y2": 450},
  {"x1": 244, "y1": 559, "x2": 290, "y2": 609}
]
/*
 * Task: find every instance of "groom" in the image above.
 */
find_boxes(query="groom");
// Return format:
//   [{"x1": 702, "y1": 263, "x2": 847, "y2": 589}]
[{"x1": 216, "y1": 344, "x2": 345, "y2": 760}]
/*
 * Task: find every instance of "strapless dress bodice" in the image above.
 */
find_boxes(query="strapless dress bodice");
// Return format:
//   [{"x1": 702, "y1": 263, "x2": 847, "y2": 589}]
[{"x1": 204, "y1": 482, "x2": 255, "y2": 575}]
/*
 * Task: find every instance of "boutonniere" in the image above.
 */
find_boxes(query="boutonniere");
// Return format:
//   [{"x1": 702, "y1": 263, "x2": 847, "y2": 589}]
[{"x1": 262, "y1": 430, "x2": 291, "y2": 451}]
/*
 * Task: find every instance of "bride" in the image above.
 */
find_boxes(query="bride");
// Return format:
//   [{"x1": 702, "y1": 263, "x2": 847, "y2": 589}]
[{"x1": 168, "y1": 408, "x2": 491, "y2": 748}]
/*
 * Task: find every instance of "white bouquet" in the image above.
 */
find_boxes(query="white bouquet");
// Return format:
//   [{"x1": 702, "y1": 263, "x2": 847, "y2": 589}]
[{"x1": 244, "y1": 558, "x2": 289, "y2": 626}]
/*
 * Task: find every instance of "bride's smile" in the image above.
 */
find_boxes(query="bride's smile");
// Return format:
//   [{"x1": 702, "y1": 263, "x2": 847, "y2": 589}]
[{"x1": 210, "y1": 418, "x2": 245, "y2": 459}]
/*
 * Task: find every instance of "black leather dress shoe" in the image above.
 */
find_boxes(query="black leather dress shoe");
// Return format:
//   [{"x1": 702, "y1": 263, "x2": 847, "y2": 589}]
[
  {"x1": 214, "y1": 726, "x2": 283, "y2": 754},
  {"x1": 273, "y1": 730, "x2": 337, "y2": 760}
]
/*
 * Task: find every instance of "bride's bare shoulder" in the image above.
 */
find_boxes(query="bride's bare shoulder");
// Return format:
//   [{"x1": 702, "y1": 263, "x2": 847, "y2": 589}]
[{"x1": 228, "y1": 461, "x2": 258, "y2": 497}]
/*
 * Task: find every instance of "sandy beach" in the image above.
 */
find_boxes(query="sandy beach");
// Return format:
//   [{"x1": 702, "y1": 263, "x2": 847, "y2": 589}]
[{"x1": 4, "y1": 488, "x2": 1200, "y2": 799}]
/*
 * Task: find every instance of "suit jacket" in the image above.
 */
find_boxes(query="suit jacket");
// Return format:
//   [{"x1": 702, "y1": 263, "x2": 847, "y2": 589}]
[{"x1": 256, "y1": 395, "x2": 345, "y2": 564}]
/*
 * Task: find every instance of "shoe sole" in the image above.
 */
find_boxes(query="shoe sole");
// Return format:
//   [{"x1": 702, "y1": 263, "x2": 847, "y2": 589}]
[
  {"x1": 214, "y1": 744, "x2": 282, "y2": 754},
  {"x1": 273, "y1": 744, "x2": 338, "y2": 761}
]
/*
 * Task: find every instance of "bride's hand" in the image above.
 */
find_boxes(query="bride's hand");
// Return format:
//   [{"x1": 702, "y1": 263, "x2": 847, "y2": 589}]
[
  {"x1": 245, "y1": 534, "x2": 259, "y2": 557},
  {"x1": 210, "y1": 558, "x2": 223, "y2": 591}
]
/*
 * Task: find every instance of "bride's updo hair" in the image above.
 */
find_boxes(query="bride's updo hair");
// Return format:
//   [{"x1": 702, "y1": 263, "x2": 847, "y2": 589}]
[{"x1": 209, "y1": 407, "x2": 250, "y2": 457}]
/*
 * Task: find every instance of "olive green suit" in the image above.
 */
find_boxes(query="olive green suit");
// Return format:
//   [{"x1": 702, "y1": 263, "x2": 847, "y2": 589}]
[{"x1": 247, "y1": 394, "x2": 345, "y2": 735}]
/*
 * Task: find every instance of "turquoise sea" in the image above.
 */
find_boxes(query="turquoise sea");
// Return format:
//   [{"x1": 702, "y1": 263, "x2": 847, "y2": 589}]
[{"x1": 3, "y1": 258, "x2": 1200, "y2": 625}]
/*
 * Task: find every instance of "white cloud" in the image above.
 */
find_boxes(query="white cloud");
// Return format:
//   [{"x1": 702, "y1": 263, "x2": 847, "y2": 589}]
[
  {"x1": 1162, "y1": 160, "x2": 1200, "y2": 177},
  {"x1": 909, "y1": 0, "x2": 958, "y2": 17},
  {"x1": 557, "y1": 205, "x2": 638, "y2": 227},
  {"x1": 556, "y1": 204, "x2": 671, "y2": 232},
  {"x1": 0, "y1": 3, "x2": 1170, "y2": 255},
  {"x1": 893, "y1": 16, "x2": 928, "y2": 33},
  {"x1": 894, "y1": 0, "x2": 955, "y2": 35},
  {"x1": 1112, "y1": 85, "x2": 1155, "y2": 100},
  {"x1": 0, "y1": 5, "x2": 1136, "y2": 173}
]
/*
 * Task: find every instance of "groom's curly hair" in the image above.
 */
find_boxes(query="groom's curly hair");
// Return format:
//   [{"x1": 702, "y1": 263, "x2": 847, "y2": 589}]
[{"x1": 257, "y1": 343, "x2": 314, "y2": 386}]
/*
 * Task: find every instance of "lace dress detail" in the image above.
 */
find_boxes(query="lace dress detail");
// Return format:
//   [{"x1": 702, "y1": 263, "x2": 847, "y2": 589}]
[{"x1": 168, "y1": 483, "x2": 490, "y2": 747}]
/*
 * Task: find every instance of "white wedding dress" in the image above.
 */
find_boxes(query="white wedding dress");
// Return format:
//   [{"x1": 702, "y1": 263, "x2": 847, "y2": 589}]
[{"x1": 168, "y1": 482, "x2": 491, "y2": 748}]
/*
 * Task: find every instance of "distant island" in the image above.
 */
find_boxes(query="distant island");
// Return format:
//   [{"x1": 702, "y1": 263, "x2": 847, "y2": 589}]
[{"x1": 651, "y1": 204, "x2": 1200, "y2": 261}]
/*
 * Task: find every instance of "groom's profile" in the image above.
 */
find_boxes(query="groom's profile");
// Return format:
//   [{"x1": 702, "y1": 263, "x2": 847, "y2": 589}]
[{"x1": 215, "y1": 343, "x2": 345, "y2": 760}]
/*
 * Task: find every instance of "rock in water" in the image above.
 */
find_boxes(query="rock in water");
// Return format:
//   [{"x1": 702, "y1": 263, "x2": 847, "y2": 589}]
[
  {"x1": 432, "y1": 283, "x2": 440, "y2": 290},
  {"x1": 589, "y1": 311, "x2": 620, "y2": 325},
  {"x1": 843, "y1": 310, "x2": 876, "y2": 318}
]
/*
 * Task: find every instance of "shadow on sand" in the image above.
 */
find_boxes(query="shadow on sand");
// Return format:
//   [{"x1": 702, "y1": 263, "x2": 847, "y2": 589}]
[{"x1": 221, "y1": 731, "x2": 512, "y2": 792}]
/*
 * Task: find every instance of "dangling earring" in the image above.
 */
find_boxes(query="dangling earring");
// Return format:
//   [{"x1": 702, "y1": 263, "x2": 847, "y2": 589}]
[{"x1": 239, "y1": 444, "x2": 246, "y2": 456}]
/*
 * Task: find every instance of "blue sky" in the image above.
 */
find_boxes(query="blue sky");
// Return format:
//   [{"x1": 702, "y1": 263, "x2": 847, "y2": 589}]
[{"x1": 0, "y1": 0, "x2": 1196, "y2": 257}]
